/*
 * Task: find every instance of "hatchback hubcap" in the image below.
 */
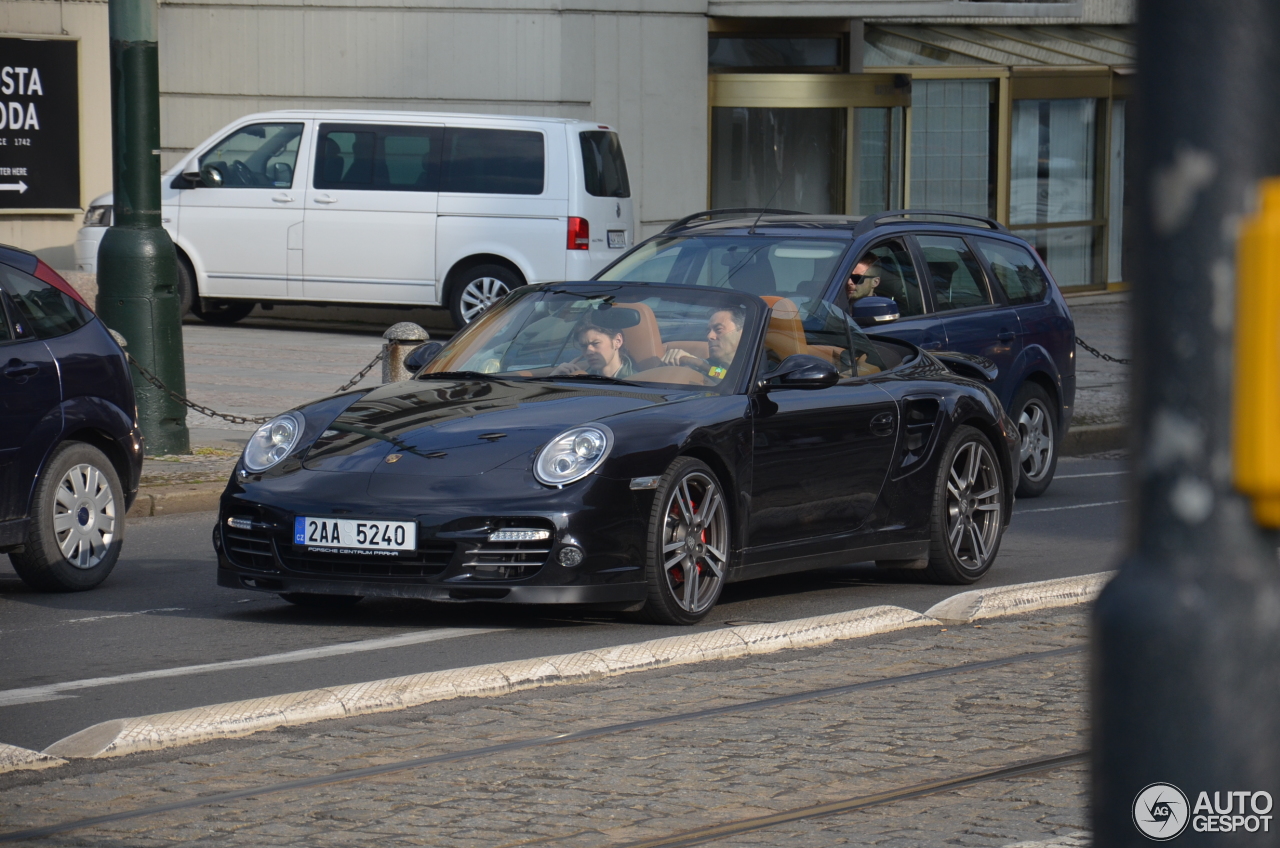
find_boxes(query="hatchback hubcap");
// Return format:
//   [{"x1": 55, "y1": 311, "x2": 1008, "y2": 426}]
[
  {"x1": 661, "y1": 472, "x2": 728, "y2": 614},
  {"x1": 1018, "y1": 399, "x2": 1054, "y2": 481},
  {"x1": 945, "y1": 441, "x2": 1002, "y2": 571},
  {"x1": 459, "y1": 277, "x2": 511, "y2": 324},
  {"x1": 52, "y1": 463, "x2": 116, "y2": 569}
]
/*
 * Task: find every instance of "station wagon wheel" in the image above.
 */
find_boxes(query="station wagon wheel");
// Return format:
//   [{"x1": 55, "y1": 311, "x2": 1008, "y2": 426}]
[
  {"x1": 449, "y1": 264, "x2": 521, "y2": 327},
  {"x1": 9, "y1": 442, "x2": 124, "y2": 592},
  {"x1": 638, "y1": 457, "x2": 730, "y2": 625},
  {"x1": 1012, "y1": 382, "x2": 1058, "y2": 498},
  {"x1": 924, "y1": 426, "x2": 1004, "y2": 584}
]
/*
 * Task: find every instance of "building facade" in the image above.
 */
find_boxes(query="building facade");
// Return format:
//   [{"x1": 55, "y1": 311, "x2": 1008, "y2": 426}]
[{"x1": 0, "y1": 0, "x2": 1134, "y2": 290}]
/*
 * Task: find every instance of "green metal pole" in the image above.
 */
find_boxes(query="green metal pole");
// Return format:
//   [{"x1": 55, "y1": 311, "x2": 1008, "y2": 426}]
[{"x1": 97, "y1": 0, "x2": 189, "y2": 455}]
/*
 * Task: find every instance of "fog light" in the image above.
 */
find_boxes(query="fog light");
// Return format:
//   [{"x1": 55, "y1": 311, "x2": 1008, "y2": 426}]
[
  {"x1": 558, "y1": 545, "x2": 584, "y2": 567},
  {"x1": 226, "y1": 516, "x2": 254, "y2": 530},
  {"x1": 489, "y1": 528, "x2": 551, "y2": 542}
]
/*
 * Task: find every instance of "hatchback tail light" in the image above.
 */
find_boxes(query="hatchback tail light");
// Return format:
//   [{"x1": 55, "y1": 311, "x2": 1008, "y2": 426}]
[{"x1": 567, "y1": 217, "x2": 590, "y2": 250}]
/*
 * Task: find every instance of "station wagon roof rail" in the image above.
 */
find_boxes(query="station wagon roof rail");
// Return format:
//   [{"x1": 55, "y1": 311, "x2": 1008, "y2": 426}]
[
  {"x1": 853, "y1": 210, "x2": 1009, "y2": 236},
  {"x1": 661, "y1": 208, "x2": 805, "y2": 234}
]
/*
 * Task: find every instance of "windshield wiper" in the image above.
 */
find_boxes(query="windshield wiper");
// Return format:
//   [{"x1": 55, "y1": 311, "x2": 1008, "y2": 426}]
[{"x1": 527, "y1": 373, "x2": 640, "y2": 387}]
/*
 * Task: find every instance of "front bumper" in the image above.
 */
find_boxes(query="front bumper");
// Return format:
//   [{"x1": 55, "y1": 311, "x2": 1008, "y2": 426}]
[
  {"x1": 214, "y1": 468, "x2": 651, "y2": 605},
  {"x1": 75, "y1": 226, "x2": 107, "y2": 274}
]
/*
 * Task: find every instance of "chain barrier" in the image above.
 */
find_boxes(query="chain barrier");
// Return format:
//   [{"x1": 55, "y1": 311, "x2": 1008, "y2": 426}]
[
  {"x1": 1076, "y1": 336, "x2": 1130, "y2": 365},
  {"x1": 125, "y1": 350, "x2": 385, "y2": 427}
]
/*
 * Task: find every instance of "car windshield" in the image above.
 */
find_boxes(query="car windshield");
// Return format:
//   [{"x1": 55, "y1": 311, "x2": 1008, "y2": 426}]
[
  {"x1": 596, "y1": 236, "x2": 850, "y2": 318},
  {"x1": 420, "y1": 285, "x2": 764, "y2": 392}
]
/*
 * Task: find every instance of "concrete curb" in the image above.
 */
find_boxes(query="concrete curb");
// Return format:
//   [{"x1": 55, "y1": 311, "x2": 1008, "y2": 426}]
[
  {"x1": 924, "y1": 572, "x2": 1115, "y2": 624},
  {"x1": 23, "y1": 572, "x2": 1113, "y2": 768},
  {"x1": 0, "y1": 743, "x2": 66, "y2": 773},
  {"x1": 1061, "y1": 423, "x2": 1127, "y2": 456},
  {"x1": 127, "y1": 482, "x2": 224, "y2": 519}
]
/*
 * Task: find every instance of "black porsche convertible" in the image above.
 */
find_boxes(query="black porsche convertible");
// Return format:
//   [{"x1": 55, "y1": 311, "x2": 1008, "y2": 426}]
[{"x1": 215, "y1": 282, "x2": 1018, "y2": 624}]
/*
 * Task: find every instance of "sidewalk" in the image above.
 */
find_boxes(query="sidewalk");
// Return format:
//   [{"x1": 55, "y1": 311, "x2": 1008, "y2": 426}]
[{"x1": 0, "y1": 606, "x2": 1090, "y2": 846}]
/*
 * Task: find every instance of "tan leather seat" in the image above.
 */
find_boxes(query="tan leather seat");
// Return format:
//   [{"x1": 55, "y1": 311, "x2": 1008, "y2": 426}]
[
  {"x1": 614, "y1": 302, "x2": 665, "y2": 369},
  {"x1": 760, "y1": 296, "x2": 809, "y2": 361}
]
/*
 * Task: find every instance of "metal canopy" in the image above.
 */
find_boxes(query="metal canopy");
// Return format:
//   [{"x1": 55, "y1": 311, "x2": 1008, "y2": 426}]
[{"x1": 864, "y1": 25, "x2": 1135, "y2": 68}]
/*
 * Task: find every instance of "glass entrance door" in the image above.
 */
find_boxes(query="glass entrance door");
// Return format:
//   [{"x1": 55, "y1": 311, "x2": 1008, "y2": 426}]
[{"x1": 708, "y1": 75, "x2": 910, "y2": 216}]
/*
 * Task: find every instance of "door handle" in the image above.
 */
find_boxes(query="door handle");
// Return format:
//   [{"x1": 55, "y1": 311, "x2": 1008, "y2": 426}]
[
  {"x1": 3, "y1": 360, "x2": 39, "y2": 379},
  {"x1": 870, "y1": 412, "x2": 896, "y2": 437},
  {"x1": 272, "y1": 193, "x2": 295, "y2": 203},
  {"x1": 997, "y1": 331, "x2": 1016, "y2": 342},
  {"x1": 313, "y1": 195, "x2": 338, "y2": 204}
]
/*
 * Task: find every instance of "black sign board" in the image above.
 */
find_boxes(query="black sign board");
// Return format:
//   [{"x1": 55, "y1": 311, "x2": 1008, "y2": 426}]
[{"x1": 0, "y1": 38, "x2": 80, "y2": 210}]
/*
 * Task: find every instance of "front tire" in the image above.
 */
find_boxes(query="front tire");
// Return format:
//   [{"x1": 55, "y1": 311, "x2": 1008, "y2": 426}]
[
  {"x1": 192, "y1": 297, "x2": 255, "y2": 325},
  {"x1": 10, "y1": 443, "x2": 124, "y2": 592},
  {"x1": 637, "y1": 457, "x2": 731, "y2": 625},
  {"x1": 923, "y1": 426, "x2": 1005, "y2": 584},
  {"x1": 175, "y1": 255, "x2": 195, "y2": 317},
  {"x1": 1012, "y1": 382, "x2": 1058, "y2": 498},
  {"x1": 448, "y1": 264, "x2": 521, "y2": 328}
]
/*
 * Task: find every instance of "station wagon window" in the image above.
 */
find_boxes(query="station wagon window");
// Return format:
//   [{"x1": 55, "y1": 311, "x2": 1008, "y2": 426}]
[
  {"x1": 198, "y1": 122, "x2": 303, "y2": 188},
  {"x1": 441, "y1": 128, "x2": 544, "y2": 195},
  {"x1": 314, "y1": 124, "x2": 443, "y2": 191},
  {"x1": 0, "y1": 266, "x2": 92, "y2": 339},
  {"x1": 975, "y1": 238, "x2": 1050, "y2": 305},
  {"x1": 579, "y1": 131, "x2": 630, "y2": 198},
  {"x1": 849, "y1": 239, "x2": 924, "y2": 317},
  {"x1": 915, "y1": 235, "x2": 992, "y2": 312}
]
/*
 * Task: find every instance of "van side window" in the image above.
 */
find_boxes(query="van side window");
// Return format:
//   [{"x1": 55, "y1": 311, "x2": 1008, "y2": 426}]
[
  {"x1": 314, "y1": 124, "x2": 443, "y2": 192},
  {"x1": 1, "y1": 266, "x2": 92, "y2": 339},
  {"x1": 441, "y1": 128, "x2": 544, "y2": 195},
  {"x1": 198, "y1": 123, "x2": 303, "y2": 188},
  {"x1": 579, "y1": 131, "x2": 630, "y2": 198},
  {"x1": 975, "y1": 237, "x2": 1050, "y2": 304}
]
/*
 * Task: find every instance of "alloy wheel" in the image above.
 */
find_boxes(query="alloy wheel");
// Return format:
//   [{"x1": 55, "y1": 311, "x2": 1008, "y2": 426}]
[
  {"x1": 459, "y1": 277, "x2": 511, "y2": 324},
  {"x1": 660, "y1": 471, "x2": 728, "y2": 615},
  {"x1": 52, "y1": 463, "x2": 117, "y2": 569},
  {"x1": 1017, "y1": 398, "x2": 1054, "y2": 483},
  {"x1": 944, "y1": 440, "x2": 1002, "y2": 572}
]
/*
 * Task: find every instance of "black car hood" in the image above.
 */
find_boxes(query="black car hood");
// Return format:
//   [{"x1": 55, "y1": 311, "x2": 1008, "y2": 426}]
[{"x1": 302, "y1": 377, "x2": 688, "y2": 477}]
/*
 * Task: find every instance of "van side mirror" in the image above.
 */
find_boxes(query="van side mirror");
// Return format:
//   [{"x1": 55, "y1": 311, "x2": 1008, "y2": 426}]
[
  {"x1": 405, "y1": 341, "x2": 445, "y2": 375},
  {"x1": 851, "y1": 296, "x2": 900, "y2": 328},
  {"x1": 758, "y1": 354, "x2": 840, "y2": 391}
]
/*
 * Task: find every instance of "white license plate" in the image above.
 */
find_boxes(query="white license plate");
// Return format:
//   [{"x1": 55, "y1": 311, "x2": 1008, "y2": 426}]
[
  {"x1": 608, "y1": 230, "x2": 627, "y2": 249},
  {"x1": 294, "y1": 517, "x2": 417, "y2": 552}
]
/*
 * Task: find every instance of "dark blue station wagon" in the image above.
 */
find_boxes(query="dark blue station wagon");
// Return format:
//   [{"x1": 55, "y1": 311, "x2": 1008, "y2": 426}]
[{"x1": 595, "y1": 210, "x2": 1075, "y2": 497}]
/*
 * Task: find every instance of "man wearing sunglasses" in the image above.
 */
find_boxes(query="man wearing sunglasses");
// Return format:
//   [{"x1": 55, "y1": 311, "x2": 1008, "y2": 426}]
[{"x1": 845, "y1": 259, "x2": 882, "y2": 305}]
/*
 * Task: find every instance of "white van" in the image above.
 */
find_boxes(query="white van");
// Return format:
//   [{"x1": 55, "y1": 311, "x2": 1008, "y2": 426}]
[{"x1": 75, "y1": 110, "x2": 634, "y2": 326}]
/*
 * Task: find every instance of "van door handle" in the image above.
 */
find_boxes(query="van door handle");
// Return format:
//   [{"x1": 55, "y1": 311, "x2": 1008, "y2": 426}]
[
  {"x1": 313, "y1": 195, "x2": 338, "y2": 204},
  {"x1": 272, "y1": 193, "x2": 295, "y2": 203},
  {"x1": 997, "y1": 331, "x2": 1015, "y2": 342}
]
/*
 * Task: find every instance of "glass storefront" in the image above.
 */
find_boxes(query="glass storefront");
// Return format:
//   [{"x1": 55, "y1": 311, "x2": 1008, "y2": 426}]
[
  {"x1": 855, "y1": 107, "x2": 904, "y2": 214},
  {"x1": 909, "y1": 80, "x2": 996, "y2": 217},
  {"x1": 710, "y1": 107, "x2": 847, "y2": 214}
]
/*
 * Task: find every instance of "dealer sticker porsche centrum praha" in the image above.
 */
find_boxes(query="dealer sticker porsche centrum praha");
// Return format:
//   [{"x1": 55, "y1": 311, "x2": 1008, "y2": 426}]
[{"x1": 294, "y1": 517, "x2": 417, "y2": 552}]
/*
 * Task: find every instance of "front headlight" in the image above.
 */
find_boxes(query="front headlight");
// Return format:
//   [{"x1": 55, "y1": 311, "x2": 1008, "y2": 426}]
[
  {"x1": 534, "y1": 424, "x2": 614, "y2": 487},
  {"x1": 83, "y1": 205, "x2": 112, "y2": 227},
  {"x1": 243, "y1": 412, "x2": 305, "y2": 472}
]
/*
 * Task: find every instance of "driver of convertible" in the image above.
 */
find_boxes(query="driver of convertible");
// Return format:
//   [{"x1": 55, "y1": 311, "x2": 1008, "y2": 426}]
[
  {"x1": 658, "y1": 305, "x2": 745, "y2": 382},
  {"x1": 550, "y1": 322, "x2": 637, "y2": 379}
]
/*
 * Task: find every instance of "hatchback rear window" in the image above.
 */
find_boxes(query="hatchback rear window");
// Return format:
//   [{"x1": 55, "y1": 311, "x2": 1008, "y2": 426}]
[
  {"x1": 1, "y1": 266, "x2": 93, "y2": 339},
  {"x1": 441, "y1": 128, "x2": 544, "y2": 195},
  {"x1": 579, "y1": 131, "x2": 630, "y2": 198}
]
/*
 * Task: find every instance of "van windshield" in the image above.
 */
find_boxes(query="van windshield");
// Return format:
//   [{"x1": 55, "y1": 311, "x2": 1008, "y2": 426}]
[{"x1": 579, "y1": 132, "x2": 630, "y2": 198}]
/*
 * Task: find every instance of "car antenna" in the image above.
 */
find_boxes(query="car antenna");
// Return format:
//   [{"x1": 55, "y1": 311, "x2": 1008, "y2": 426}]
[{"x1": 748, "y1": 176, "x2": 786, "y2": 235}]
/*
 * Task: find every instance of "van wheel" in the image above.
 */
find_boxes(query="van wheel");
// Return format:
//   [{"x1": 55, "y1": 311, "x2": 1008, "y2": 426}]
[
  {"x1": 193, "y1": 298, "x2": 255, "y2": 325},
  {"x1": 449, "y1": 265, "x2": 520, "y2": 327},
  {"x1": 9, "y1": 442, "x2": 124, "y2": 592},
  {"x1": 175, "y1": 257, "x2": 195, "y2": 317}
]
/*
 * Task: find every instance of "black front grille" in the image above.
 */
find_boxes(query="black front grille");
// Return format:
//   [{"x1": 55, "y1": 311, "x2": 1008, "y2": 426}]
[
  {"x1": 463, "y1": 539, "x2": 552, "y2": 580},
  {"x1": 277, "y1": 540, "x2": 457, "y2": 581},
  {"x1": 223, "y1": 524, "x2": 277, "y2": 572}
]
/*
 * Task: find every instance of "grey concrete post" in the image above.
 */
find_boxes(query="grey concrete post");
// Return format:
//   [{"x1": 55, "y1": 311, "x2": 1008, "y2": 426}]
[{"x1": 382, "y1": 322, "x2": 430, "y2": 383}]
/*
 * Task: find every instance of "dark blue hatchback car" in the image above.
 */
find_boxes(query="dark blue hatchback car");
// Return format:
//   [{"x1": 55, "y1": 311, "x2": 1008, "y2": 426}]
[
  {"x1": 595, "y1": 209, "x2": 1075, "y2": 496},
  {"x1": 0, "y1": 244, "x2": 143, "y2": 591}
]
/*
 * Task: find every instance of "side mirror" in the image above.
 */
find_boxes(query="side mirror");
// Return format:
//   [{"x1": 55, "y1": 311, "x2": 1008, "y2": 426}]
[
  {"x1": 181, "y1": 168, "x2": 203, "y2": 187},
  {"x1": 405, "y1": 341, "x2": 445, "y2": 375},
  {"x1": 759, "y1": 354, "x2": 840, "y2": 391},
  {"x1": 851, "y1": 296, "x2": 900, "y2": 328},
  {"x1": 199, "y1": 164, "x2": 225, "y2": 188}
]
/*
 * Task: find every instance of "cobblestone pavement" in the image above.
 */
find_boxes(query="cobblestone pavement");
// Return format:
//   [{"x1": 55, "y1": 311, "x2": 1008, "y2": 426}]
[
  {"x1": 1067, "y1": 293, "x2": 1128, "y2": 428},
  {"x1": 0, "y1": 608, "x2": 1090, "y2": 846}
]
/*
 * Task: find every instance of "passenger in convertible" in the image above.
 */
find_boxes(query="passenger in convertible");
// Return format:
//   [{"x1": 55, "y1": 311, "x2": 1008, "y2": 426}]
[
  {"x1": 657, "y1": 305, "x2": 746, "y2": 382},
  {"x1": 550, "y1": 322, "x2": 637, "y2": 379}
]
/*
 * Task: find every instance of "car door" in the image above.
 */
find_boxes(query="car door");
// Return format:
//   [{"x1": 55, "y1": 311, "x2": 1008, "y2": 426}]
[
  {"x1": 0, "y1": 279, "x2": 62, "y2": 521},
  {"x1": 302, "y1": 122, "x2": 443, "y2": 305},
  {"x1": 837, "y1": 236, "x2": 947, "y2": 351},
  {"x1": 178, "y1": 120, "x2": 308, "y2": 300},
  {"x1": 747, "y1": 299, "x2": 898, "y2": 556},
  {"x1": 911, "y1": 233, "x2": 1023, "y2": 410}
]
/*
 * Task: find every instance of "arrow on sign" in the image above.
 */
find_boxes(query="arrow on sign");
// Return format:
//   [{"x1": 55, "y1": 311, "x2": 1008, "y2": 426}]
[{"x1": 0, "y1": 181, "x2": 29, "y2": 194}]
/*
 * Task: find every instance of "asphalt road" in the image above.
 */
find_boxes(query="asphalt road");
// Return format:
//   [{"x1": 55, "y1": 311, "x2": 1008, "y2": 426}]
[{"x1": 0, "y1": 455, "x2": 1125, "y2": 752}]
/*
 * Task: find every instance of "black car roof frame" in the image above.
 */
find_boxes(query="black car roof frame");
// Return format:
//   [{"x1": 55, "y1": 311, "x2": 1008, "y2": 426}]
[
  {"x1": 661, "y1": 208, "x2": 805, "y2": 234},
  {"x1": 852, "y1": 209, "x2": 1009, "y2": 236}
]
